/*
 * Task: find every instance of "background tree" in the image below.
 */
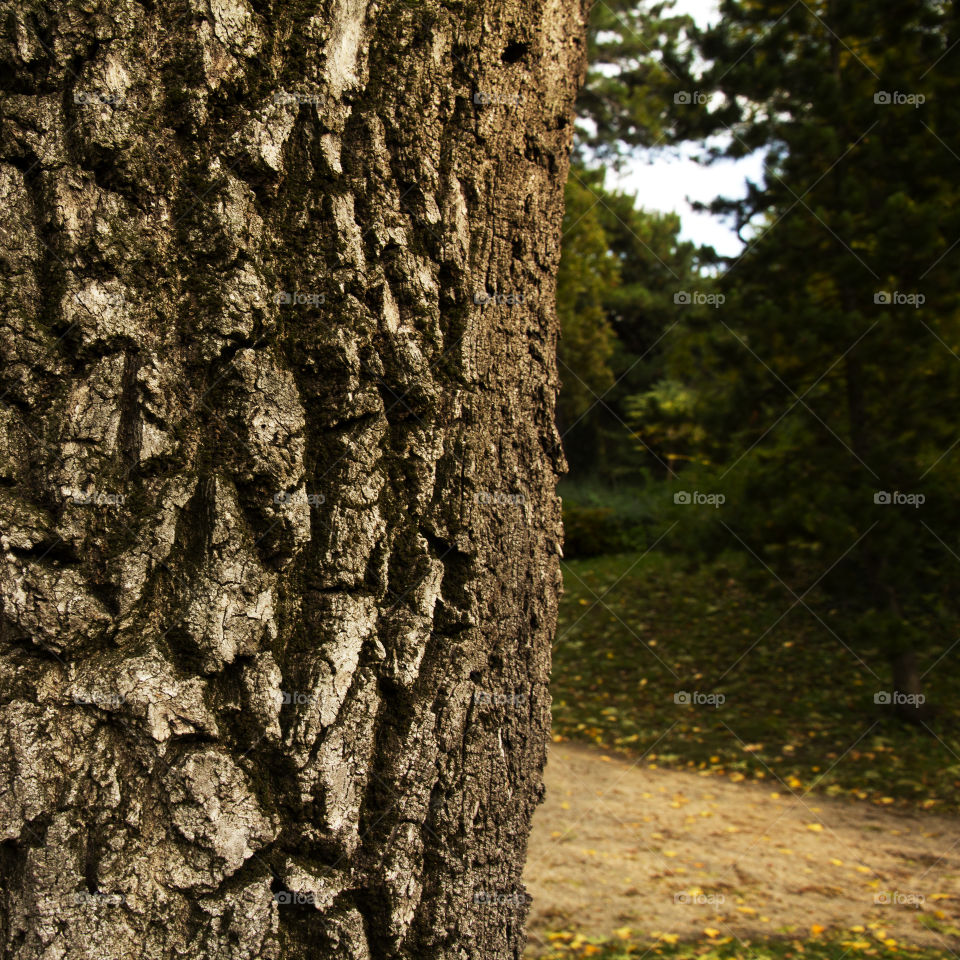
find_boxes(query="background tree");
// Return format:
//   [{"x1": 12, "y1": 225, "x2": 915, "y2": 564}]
[
  {"x1": 576, "y1": 0, "x2": 694, "y2": 159},
  {"x1": 0, "y1": 0, "x2": 584, "y2": 956},
  {"x1": 555, "y1": 169, "x2": 620, "y2": 444},
  {"x1": 555, "y1": 163, "x2": 709, "y2": 482},
  {"x1": 656, "y1": 0, "x2": 960, "y2": 715},
  {"x1": 556, "y1": 0, "x2": 713, "y2": 490}
]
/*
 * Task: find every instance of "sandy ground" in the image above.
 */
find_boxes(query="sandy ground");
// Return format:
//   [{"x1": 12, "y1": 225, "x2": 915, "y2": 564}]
[{"x1": 524, "y1": 742, "x2": 960, "y2": 951}]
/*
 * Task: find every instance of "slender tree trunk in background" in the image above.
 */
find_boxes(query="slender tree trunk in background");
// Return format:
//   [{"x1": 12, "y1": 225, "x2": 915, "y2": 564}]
[
  {"x1": 890, "y1": 649, "x2": 926, "y2": 723},
  {"x1": 0, "y1": 1, "x2": 583, "y2": 956}
]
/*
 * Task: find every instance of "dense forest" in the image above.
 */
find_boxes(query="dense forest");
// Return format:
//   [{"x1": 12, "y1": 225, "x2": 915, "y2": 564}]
[{"x1": 559, "y1": 0, "x2": 960, "y2": 715}]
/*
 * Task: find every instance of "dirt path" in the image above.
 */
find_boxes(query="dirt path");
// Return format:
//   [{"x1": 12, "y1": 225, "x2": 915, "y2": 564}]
[{"x1": 524, "y1": 742, "x2": 960, "y2": 952}]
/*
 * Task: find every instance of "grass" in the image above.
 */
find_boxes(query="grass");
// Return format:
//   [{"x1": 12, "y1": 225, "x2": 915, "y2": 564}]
[{"x1": 551, "y1": 551, "x2": 960, "y2": 813}]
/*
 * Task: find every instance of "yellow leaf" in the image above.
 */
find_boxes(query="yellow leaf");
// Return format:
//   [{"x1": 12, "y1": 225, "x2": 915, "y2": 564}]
[
  {"x1": 806, "y1": 823, "x2": 823, "y2": 832},
  {"x1": 658, "y1": 934, "x2": 678, "y2": 944},
  {"x1": 830, "y1": 858, "x2": 844, "y2": 866},
  {"x1": 811, "y1": 925, "x2": 825, "y2": 936},
  {"x1": 704, "y1": 928, "x2": 720, "y2": 939},
  {"x1": 615, "y1": 927, "x2": 633, "y2": 940}
]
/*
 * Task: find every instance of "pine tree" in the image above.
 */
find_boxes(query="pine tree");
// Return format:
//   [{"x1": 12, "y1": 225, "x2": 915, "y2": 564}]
[{"x1": 666, "y1": 0, "x2": 960, "y2": 715}]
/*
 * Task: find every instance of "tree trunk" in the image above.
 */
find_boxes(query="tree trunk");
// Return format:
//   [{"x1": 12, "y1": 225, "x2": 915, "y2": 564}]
[
  {"x1": 0, "y1": 2, "x2": 583, "y2": 957},
  {"x1": 890, "y1": 649, "x2": 929, "y2": 724}
]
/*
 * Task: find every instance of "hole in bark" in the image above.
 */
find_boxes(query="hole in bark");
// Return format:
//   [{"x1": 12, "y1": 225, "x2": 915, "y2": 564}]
[
  {"x1": 84, "y1": 832, "x2": 100, "y2": 893},
  {"x1": 501, "y1": 41, "x2": 529, "y2": 63},
  {"x1": 469, "y1": 670, "x2": 482, "y2": 683},
  {"x1": 7, "y1": 537, "x2": 79, "y2": 565}
]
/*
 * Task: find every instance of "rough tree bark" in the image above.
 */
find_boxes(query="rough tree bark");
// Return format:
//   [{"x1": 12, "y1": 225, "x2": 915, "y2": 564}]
[{"x1": 0, "y1": 0, "x2": 584, "y2": 957}]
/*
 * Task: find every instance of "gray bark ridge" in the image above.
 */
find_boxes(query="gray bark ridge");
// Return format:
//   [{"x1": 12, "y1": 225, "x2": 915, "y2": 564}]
[{"x1": 0, "y1": 0, "x2": 584, "y2": 957}]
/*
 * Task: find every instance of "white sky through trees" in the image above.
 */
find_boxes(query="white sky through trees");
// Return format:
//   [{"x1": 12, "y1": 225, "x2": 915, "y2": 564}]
[{"x1": 611, "y1": 0, "x2": 764, "y2": 256}]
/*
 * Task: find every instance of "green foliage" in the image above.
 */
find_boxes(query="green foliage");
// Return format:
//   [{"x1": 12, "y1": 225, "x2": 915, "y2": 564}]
[
  {"x1": 577, "y1": 0, "x2": 696, "y2": 159},
  {"x1": 623, "y1": 378, "x2": 708, "y2": 473},
  {"x1": 559, "y1": 477, "x2": 665, "y2": 558},
  {"x1": 555, "y1": 165, "x2": 709, "y2": 479},
  {"x1": 556, "y1": 172, "x2": 620, "y2": 434},
  {"x1": 623, "y1": 0, "x2": 960, "y2": 669}
]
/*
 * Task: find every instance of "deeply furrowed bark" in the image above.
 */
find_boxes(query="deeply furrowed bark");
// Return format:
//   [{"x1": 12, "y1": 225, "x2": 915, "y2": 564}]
[{"x1": 0, "y1": 1, "x2": 584, "y2": 957}]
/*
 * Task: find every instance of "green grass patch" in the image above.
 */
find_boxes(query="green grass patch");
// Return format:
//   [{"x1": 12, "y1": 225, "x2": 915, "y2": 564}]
[{"x1": 552, "y1": 551, "x2": 960, "y2": 812}]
